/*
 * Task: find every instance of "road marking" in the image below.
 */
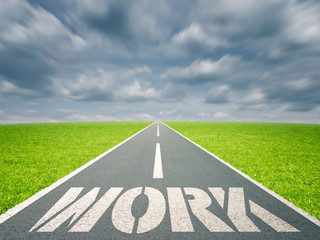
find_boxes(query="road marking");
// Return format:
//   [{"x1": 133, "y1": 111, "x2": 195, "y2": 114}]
[
  {"x1": 37, "y1": 188, "x2": 100, "y2": 232},
  {"x1": 227, "y1": 188, "x2": 260, "y2": 232},
  {"x1": 157, "y1": 124, "x2": 160, "y2": 137},
  {"x1": 249, "y1": 201, "x2": 299, "y2": 232},
  {"x1": 137, "y1": 187, "x2": 166, "y2": 233},
  {"x1": 29, "y1": 188, "x2": 83, "y2": 232},
  {"x1": 208, "y1": 187, "x2": 225, "y2": 208},
  {"x1": 30, "y1": 186, "x2": 301, "y2": 233},
  {"x1": 184, "y1": 188, "x2": 233, "y2": 232},
  {"x1": 70, "y1": 188, "x2": 123, "y2": 232},
  {"x1": 111, "y1": 187, "x2": 166, "y2": 234},
  {"x1": 153, "y1": 143, "x2": 163, "y2": 178},
  {"x1": 112, "y1": 187, "x2": 142, "y2": 233},
  {"x1": 167, "y1": 188, "x2": 194, "y2": 232},
  {"x1": 0, "y1": 122, "x2": 156, "y2": 225}
]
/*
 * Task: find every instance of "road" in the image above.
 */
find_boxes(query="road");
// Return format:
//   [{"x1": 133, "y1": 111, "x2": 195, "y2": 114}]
[{"x1": 0, "y1": 122, "x2": 319, "y2": 239}]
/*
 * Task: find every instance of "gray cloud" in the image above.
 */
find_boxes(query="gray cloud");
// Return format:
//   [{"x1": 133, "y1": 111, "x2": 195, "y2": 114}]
[
  {"x1": 205, "y1": 85, "x2": 232, "y2": 104},
  {"x1": 165, "y1": 23, "x2": 220, "y2": 57},
  {"x1": 161, "y1": 55, "x2": 241, "y2": 84},
  {"x1": 162, "y1": 50, "x2": 320, "y2": 112},
  {"x1": 0, "y1": 0, "x2": 87, "y2": 99},
  {"x1": 0, "y1": 49, "x2": 55, "y2": 94},
  {"x1": 165, "y1": 0, "x2": 320, "y2": 62},
  {"x1": 1, "y1": 0, "x2": 319, "y2": 123},
  {"x1": 83, "y1": 2, "x2": 132, "y2": 41},
  {"x1": 265, "y1": 77, "x2": 320, "y2": 112},
  {"x1": 57, "y1": 66, "x2": 160, "y2": 103},
  {"x1": 70, "y1": 0, "x2": 180, "y2": 47}
]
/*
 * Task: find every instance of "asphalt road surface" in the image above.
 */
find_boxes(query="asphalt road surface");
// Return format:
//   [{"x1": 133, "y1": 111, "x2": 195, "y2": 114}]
[{"x1": 1, "y1": 122, "x2": 319, "y2": 239}]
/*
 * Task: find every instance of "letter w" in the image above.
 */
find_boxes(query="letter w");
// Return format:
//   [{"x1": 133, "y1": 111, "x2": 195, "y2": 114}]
[{"x1": 30, "y1": 187, "x2": 122, "y2": 232}]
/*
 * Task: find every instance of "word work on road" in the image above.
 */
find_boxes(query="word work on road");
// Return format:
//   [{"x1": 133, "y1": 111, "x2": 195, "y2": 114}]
[{"x1": 30, "y1": 186, "x2": 299, "y2": 234}]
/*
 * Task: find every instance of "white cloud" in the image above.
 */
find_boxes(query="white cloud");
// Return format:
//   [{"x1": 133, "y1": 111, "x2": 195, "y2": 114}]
[
  {"x1": 24, "y1": 110, "x2": 37, "y2": 114},
  {"x1": 168, "y1": 23, "x2": 221, "y2": 56},
  {"x1": 197, "y1": 112, "x2": 211, "y2": 118},
  {"x1": 285, "y1": 1, "x2": 320, "y2": 48},
  {"x1": 58, "y1": 66, "x2": 159, "y2": 102},
  {"x1": 243, "y1": 90, "x2": 265, "y2": 103},
  {"x1": 213, "y1": 112, "x2": 230, "y2": 119},
  {"x1": 136, "y1": 113, "x2": 154, "y2": 120},
  {"x1": 0, "y1": 79, "x2": 44, "y2": 98},
  {"x1": 0, "y1": 0, "x2": 87, "y2": 52},
  {"x1": 206, "y1": 85, "x2": 232, "y2": 104},
  {"x1": 0, "y1": 0, "x2": 90, "y2": 100},
  {"x1": 285, "y1": 78, "x2": 311, "y2": 90},
  {"x1": 116, "y1": 79, "x2": 159, "y2": 101},
  {"x1": 161, "y1": 55, "x2": 240, "y2": 84},
  {"x1": 159, "y1": 109, "x2": 176, "y2": 116}
]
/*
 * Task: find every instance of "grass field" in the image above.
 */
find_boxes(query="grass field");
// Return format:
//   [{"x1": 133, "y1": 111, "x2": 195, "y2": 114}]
[
  {"x1": 165, "y1": 121, "x2": 320, "y2": 220},
  {"x1": 0, "y1": 121, "x2": 152, "y2": 215}
]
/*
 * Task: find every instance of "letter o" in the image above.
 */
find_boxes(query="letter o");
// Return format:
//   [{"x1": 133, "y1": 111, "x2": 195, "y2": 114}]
[{"x1": 112, "y1": 187, "x2": 165, "y2": 234}]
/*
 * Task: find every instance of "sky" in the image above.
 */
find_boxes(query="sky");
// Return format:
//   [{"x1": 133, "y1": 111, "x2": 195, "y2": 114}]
[{"x1": 0, "y1": 0, "x2": 320, "y2": 124}]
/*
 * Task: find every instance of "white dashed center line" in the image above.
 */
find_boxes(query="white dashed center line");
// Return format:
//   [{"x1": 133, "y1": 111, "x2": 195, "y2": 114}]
[{"x1": 153, "y1": 143, "x2": 163, "y2": 178}]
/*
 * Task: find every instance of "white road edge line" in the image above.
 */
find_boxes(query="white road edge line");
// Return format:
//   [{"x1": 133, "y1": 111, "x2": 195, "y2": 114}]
[
  {"x1": 0, "y1": 122, "x2": 156, "y2": 224},
  {"x1": 153, "y1": 143, "x2": 163, "y2": 178},
  {"x1": 161, "y1": 122, "x2": 320, "y2": 227}
]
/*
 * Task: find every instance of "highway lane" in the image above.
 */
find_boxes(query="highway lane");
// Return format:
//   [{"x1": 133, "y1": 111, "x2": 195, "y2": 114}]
[{"x1": 0, "y1": 121, "x2": 319, "y2": 239}]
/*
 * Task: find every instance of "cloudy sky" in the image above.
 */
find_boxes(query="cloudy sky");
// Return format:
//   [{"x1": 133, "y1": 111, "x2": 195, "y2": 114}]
[{"x1": 1, "y1": 0, "x2": 320, "y2": 124}]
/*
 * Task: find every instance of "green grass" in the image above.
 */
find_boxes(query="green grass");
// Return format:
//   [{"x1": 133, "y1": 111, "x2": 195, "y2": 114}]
[
  {"x1": 165, "y1": 121, "x2": 320, "y2": 220},
  {"x1": 0, "y1": 121, "x2": 152, "y2": 215}
]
